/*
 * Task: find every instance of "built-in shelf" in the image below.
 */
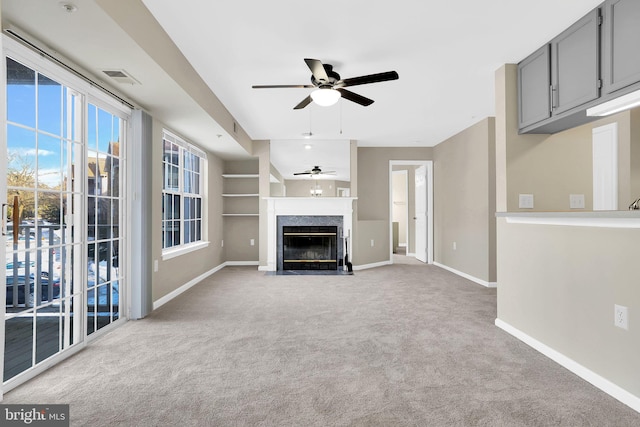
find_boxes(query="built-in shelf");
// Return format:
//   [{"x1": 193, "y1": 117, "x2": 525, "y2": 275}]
[{"x1": 222, "y1": 173, "x2": 259, "y2": 216}]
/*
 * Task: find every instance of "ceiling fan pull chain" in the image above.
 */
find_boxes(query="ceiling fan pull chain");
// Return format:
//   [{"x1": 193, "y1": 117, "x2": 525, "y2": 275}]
[{"x1": 340, "y1": 99, "x2": 343, "y2": 135}]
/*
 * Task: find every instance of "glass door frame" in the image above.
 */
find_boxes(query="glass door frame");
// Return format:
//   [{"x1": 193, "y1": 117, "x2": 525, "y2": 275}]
[{"x1": 1, "y1": 35, "x2": 132, "y2": 395}]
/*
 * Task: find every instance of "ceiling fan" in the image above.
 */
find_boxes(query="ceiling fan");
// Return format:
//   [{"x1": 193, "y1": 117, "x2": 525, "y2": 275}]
[
  {"x1": 252, "y1": 58, "x2": 399, "y2": 110},
  {"x1": 293, "y1": 166, "x2": 336, "y2": 176}
]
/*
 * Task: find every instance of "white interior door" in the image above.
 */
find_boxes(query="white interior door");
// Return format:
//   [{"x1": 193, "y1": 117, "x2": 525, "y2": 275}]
[
  {"x1": 592, "y1": 123, "x2": 618, "y2": 210},
  {"x1": 414, "y1": 165, "x2": 427, "y2": 262}
]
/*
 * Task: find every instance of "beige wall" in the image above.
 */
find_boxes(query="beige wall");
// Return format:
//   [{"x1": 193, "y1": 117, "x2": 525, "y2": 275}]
[
  {"x1": 151, "y1": 119, "x2": 225, "y2": 302},
  {"x1": 391, "y1": 166, "x2": 417, "y2": 253},
  {"x1": 255, "y1": 140, "x2": 270, "y2": 269},
  {"x1": 497, "y1": 219, "x2": 640, "y2": 397},
  {"x1": 433, "y1": 117, "x2": 496, "y2": 283},
  {"x1": 392, "y1": 170, "x2": 408, "y2": 246},
  {"x1": 353, "y1": 220, "x2": 388, "y2": 266},
  {"x1": 223, "y1": 159, "x2": 259, "y2": 262},
  {"x1": 495, "y1": 64, "x2": 640, "y2": 404},
  {"x1": 355, "y1": 147, "x2": 432, "y2": 266},
  {"x1": 496, "y1": 65, "x2": 640, "y2": 212},
  {"x1": 283, "y1": 179, "x2": 349, "y2": 197}
]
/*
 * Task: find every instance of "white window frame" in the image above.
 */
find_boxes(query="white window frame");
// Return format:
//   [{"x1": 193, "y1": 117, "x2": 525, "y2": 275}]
[{"x1": 161, "y1": 130, "x2": 208, "y2": 259}]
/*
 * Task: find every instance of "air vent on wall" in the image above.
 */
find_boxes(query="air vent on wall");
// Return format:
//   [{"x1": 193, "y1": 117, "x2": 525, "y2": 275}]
[{"x1": 102, "y1": 69, "x2": 140, "y2": 85}]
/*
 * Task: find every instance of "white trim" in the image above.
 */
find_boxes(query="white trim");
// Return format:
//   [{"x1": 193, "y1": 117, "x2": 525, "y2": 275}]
[
  {"x1": 225, "y1": 261, "x2": 259, "y2": 266},
  {"x1": 162, "y1": 128, "x2": 207, "y2": 159},
  {"x1": 495, "y1": 318, "x2": 640, "y2": 414},
  {"x1": 258, "y1": 265, "x2": 270, "y2": 272},
  {"x1": 353, "y1": 260, "x2": 392, "y2": 271},
  {"x1": 388, "y1": 160, "x2": 433, "y2": 265},
  {"x1": 498, "y1": 216, "x2": 640, "y2": 228},
  {"x1": 2, "y1": 343, "x2": 86, "y2": 395},
  {"x1": 162, "y1": 241, "x2": 210, "y2": 260},
  {"x1": 152, "y1": 262, "x2": 259, "y2": 310},
  {"x1": 152, "y1": 263, "x2": 224, "y2": 310},
  {"x1": 433, "y1": 262, "x2": 497, "y2": 288}
]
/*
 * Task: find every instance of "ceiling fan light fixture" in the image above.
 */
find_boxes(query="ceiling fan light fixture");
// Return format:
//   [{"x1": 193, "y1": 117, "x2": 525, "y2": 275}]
[{"x1": 311, "y1": 88, "x2": 341, "y2": 106}]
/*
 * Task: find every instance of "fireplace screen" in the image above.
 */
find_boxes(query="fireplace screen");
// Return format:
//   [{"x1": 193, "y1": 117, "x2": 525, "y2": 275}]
[{"x1": 282, "y1": 226, "x2": 338, "y2": 270}]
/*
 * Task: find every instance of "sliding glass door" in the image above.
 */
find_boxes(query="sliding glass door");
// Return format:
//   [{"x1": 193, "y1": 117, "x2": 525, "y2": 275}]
[{"x1": 2, "y1": 39, "x2": 129, "y2": 388}]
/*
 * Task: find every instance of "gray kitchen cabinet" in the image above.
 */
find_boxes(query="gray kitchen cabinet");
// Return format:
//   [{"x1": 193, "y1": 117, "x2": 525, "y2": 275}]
[
  {"x1": 518, "y1": 7, "x2": 601, "y2": 132},
  {"x1": 602, "y1": 0, "x2": 640, "y2": 95},
  {"x1": 550, "y1": 8, "x2": 601, "y2": 115},
  {"x1": 517, "y1": 45, "x2": 551, "y2": 129}
]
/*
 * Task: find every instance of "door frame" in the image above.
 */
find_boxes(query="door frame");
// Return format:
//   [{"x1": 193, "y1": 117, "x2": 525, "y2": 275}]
[
  {"x1": 1, "y1": 35, "x2": 133, "y2": 396},
  {"x1": 388, "y1": 160, "x2": 433, "y2": 264}
]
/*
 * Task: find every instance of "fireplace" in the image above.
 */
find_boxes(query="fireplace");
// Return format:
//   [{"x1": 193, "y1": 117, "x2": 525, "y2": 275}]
[
  {"x1": 275, "y1": 214, "x2": 344, "y2": 271},
  {"x1": 264, "y1": 198, "x2": 354, "y2": 272},
  {"x1": 282, "y1": 226, "x2": 338, "y2": 270}
]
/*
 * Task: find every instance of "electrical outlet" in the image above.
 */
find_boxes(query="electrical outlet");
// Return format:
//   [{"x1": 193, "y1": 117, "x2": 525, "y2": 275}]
[
  {"x1": 221, "y1": 240, "x2": 224, "y2": 247},
  {"x1": 614, "y1": 304, "x2": 629, "y2": 330},
  {"x1": 250, "y1": 239, "x2": 255, "y2": 246},
  {"x1": 519, "y1": 194, "x2": 534, "y2": 209},
  {"x1": 453, "y1": 242, "x2": 457, "y2": 251},
  {"x1": 153, "y1": 259, "x2": 158, "y2": 272},
  {"x1": 569, "y1": 194, "x2": 585, "y2": 209},
  {"x1": 370, "y1": 239, "x2": 374, "y2": 247}
]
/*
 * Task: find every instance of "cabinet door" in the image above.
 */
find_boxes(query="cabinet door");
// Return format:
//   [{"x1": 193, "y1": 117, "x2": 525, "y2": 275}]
[
  {"x1": 518, "y1": 44, "x2": 551, "y2": 129},
  {"x1": 602, "y1": 0, "x2": 640, "y2": 95},
  {"x1": 551, "y1": 8, "x2": 600, "y2": 115}
]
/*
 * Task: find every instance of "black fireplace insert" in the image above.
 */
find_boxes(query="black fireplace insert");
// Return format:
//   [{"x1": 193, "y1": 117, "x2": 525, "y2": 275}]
[{"x1": 282, "y1": 225, "x2": 338, "y2": 270}]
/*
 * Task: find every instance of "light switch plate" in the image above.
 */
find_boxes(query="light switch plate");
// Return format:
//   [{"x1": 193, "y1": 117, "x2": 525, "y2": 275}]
[
  {"x1": 569, "y1": 194, "x2": 585, "y2": 209},
  {"x1": 519, "y1": 194, "x2": 534, "y2": 209}
]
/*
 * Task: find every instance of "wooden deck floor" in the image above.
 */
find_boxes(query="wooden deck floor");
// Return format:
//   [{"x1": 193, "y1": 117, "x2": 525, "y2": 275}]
[{"x1": 4, "y1": 308, "x2": 115, "y2": 381}]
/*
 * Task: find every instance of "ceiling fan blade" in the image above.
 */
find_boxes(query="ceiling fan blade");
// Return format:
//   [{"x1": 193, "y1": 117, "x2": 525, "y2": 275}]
[
  {"x1": 339, "y1": 71, "x2": 399, "y2": 88},
  {"x1": 252, "y1": 84, "x2": 314, "y2": 89},
  {"x1": 293, "y1": 95, "x2": 313, "y2": 110},
  {"x1": 337, "y1": 88, "x2": 374, "y2": 106},
  {"x1": 304, "y1": 58, "x2": 330, "y2": 83},
  {"x1": 293, "y1": 171, "x2": 312, "y2": 175}
]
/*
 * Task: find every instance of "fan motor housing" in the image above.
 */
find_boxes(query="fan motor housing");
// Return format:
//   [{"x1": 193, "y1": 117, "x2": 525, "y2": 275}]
[{"x1": 311, "y1": 64, "x2": 341, "y2": 87}]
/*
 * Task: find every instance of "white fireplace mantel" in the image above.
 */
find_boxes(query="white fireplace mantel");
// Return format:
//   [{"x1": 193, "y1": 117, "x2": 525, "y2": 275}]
[{"x1": 263, "y1": 197, "x2": 356, "y2": 271}]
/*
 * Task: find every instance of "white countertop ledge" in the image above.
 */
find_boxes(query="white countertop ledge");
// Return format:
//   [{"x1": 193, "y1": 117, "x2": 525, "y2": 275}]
[{"x1": 496, "y1": 211, "x2": 640, "y2": 228}]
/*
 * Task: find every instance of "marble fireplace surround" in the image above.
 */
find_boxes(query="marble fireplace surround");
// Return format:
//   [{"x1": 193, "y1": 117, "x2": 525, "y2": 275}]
[{"x1": 264, "y1": 197, "x2": 356, "y2": 272}]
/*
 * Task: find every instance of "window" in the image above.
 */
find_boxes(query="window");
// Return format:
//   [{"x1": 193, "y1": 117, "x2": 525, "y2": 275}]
[{"x1": 162, "y1": 130, "x2": 205, "y2": 250}]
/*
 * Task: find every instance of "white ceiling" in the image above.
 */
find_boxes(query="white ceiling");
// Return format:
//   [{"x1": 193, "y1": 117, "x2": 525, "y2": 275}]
[{"x1": 2, "y1": 0, "x2": 604, "y2": 178}]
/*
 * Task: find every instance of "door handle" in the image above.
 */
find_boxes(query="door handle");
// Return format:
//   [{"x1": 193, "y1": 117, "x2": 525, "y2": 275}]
[
  {"x1": 13, "y1": 196, "x2": 19, "y2": 242},
  {"x1": 1, "y1": 203, "x2": 7, "y2": 236},
  {"x1": 3, "y1": 196, "x2": 19, "y2": 241}
]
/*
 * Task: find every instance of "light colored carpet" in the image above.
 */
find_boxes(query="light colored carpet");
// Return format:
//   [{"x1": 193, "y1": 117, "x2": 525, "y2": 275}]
[{"x1": 4, "y1": 260, "x2": 640, "y2": 426}]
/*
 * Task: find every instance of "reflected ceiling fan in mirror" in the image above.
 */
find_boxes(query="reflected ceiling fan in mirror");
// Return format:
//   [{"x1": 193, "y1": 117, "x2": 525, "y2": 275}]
[
  {"x1": 252, "y1": 58, "x2": 399, "y2": 110},
  {"x1": 293, "y1": 166, "x2": 336, "y2": 176}
]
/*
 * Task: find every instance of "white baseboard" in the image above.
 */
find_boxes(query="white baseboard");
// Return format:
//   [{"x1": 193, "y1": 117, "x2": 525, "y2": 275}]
[
  {"x1": 433, "y1": 262, "x2": 497, "y2": 288},
  {"x1": 353, "y1": 260, "x2": 392, "y2": 271},
  {"x1": 495, "y1": 318, "x2": 640, "y2": 414},
  {"x1": 152, "y1": 261, "x2": 260, "y2": 310},
  {"x1": 225, "y1": 261, "x2": 259, "y2": 266},
  {"x1": 152, "y1": 263, "x2": 225, "y2": 310}
]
